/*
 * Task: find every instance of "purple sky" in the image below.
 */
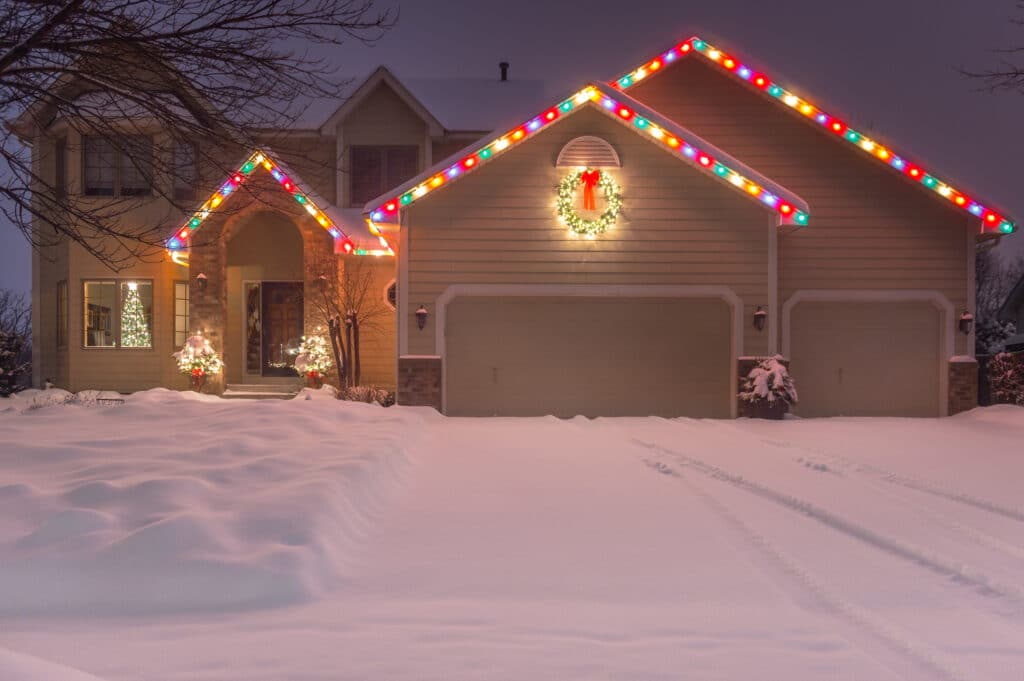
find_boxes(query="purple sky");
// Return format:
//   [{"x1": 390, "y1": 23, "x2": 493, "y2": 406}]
[{"x1": 2, "y1": 0, "x2": 1023, "y2": 296}]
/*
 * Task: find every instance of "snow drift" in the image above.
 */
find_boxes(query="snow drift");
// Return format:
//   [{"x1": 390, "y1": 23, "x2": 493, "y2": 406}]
[{"x1": 0, "y1": 388, "x2": 418, "y2": 615}]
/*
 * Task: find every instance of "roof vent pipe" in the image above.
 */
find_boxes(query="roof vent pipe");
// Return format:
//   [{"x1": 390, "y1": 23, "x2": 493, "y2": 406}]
[{"x1": 499, "y1": 62, "x2": 509, "y2": 81}]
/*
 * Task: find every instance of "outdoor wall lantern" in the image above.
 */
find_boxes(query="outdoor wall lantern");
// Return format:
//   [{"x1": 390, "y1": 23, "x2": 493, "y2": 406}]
[
  {"x1": 415, "y1": 304, "x2": 429, "y2": 331},
  {"x1": 317, "y1": 274, "x2": 328, "y2": 293},
  {"x1": 753, "y1": 306, "x2": 767, "y2": 332},
  {"x1": 195, "y1": 272, "x2": 208, "y2": 292},
  {"x1": 958, "y1": 311, "x2": 974, "y2": 336}
]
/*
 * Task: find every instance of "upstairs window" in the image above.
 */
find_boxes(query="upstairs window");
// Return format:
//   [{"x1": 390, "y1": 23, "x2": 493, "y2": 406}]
[
  {"x1": 83, "y1": 135, "x2": 153, "y2": 197},
  {"x1": 173, "y1": 141, "x2": 198, "y2": 200},
  {"x1": 349, "y1": 145, "x2": 418, "y2": 207}
]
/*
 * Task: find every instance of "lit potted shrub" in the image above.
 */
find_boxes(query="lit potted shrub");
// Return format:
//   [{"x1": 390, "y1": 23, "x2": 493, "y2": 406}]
[
  {"x1": 173, "y1": 334, "x2": 223, "y2": 392},
  {"x1": 739, "y1": 356, "x2": 798, "y2": 419},
  {"x1": 295, "y1": 333, "x2": 333, "y2": 389}
]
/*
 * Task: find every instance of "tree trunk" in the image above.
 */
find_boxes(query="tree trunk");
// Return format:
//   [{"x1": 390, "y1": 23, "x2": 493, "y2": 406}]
[
  {"x1": 352, "y1": 318, "x2": 361, "y2": 388},
  {"x1": 344, "y1": 321, "x2": 354, "y2": 389},
  {"x1": 327, "y1": 316, "x2": 345, "y2": 392}
]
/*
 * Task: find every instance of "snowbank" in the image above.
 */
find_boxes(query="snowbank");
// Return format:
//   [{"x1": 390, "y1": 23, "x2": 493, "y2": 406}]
[{"x1": 0, "y1": 389, "x2": 418, "y2": 615}]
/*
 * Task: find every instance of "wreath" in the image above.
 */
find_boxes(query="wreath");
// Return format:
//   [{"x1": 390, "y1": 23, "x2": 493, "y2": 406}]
[{"x1": 556, "y1": 168, "x2": 622, "y2": 236}]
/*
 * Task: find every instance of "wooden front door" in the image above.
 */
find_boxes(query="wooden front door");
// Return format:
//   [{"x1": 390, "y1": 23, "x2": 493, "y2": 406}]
[{"x1": 261, "y1": 282, "x2": 303, "y2": 376}]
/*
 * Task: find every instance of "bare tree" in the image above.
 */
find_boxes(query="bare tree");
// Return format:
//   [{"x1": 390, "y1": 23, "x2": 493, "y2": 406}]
[
  {"x1": 976, "y1": 249, "x2": 1023, "y2": 354},
  {"x1": 964, "y1": 3, "x2": 1024, "y2": 91},
  {"x1": 308, "y1": 248, "x2": 389, "y2": 390},
  {"x1": 1, "y1": 0, "x2": 394, "y2": 269},
  {"x1": 0, "y1": 288, "x2": 30, "y2": 395}
]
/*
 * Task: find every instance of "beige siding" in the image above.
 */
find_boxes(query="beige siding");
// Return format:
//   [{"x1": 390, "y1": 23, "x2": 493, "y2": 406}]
[
  {"x1": 340, "y1": 83, "x2": 427, "y2": 207},
  {"x1": 628, "y1": 57, "x2": 972, "y2": 355},
  {"x1": 405, "y1": 105, "x2": 774, "y2": 358},
  {"x1": 348, "y1": 257, "x2": 397, "y2": 389}
]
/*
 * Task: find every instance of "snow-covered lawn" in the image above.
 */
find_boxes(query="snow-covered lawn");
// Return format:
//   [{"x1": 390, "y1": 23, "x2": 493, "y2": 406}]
[{"x1": 2, "y1": 389, "x2": 1023, "y2": 681}]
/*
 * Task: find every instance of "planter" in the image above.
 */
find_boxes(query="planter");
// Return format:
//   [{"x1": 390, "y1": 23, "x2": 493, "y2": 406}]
[
  {"x1": 306, "y1": 372, "x2": 324, "y2": 389},
  {"x1": 742, "y1": 398, "x2": 789, "y2": 420},
  {"x1": 190, "y1": 372, "x2": 207, "y2": 393}
]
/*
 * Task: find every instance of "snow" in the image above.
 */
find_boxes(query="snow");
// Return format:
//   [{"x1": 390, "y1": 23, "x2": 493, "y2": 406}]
[{"x1": 1, "y1": 390, "x2": 1024, "y2": 680}]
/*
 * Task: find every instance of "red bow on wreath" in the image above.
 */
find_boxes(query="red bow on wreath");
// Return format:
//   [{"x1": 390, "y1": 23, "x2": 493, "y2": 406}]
[
  {"x1": 191, "y1": 368, "x2": 204, "y2": 377},
  {"x1": 579, "y1": 169, "x2": 601, "y2": 211}
]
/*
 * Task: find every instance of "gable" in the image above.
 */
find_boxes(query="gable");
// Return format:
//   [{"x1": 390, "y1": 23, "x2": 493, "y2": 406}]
[
  {"x1": 164, "y1": 149, "x2": 394, "y2": 257},
  {"x1": 364, "y1": 83, "x2": 808, "y2": 227},
  {"x1": 610, "y1": 36, "x2": 1015, "y2": 236}
]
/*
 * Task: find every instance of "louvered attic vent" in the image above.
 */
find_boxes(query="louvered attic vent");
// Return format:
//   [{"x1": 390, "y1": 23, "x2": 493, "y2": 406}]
[{"x1": 556, "y1": 136, "x2": 621, "y2": 168}]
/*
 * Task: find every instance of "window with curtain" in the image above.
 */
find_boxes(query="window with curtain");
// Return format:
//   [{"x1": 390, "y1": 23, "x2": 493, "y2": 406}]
[{"x1": 349, "y1": 145, "x2": 419, "y2": 206}]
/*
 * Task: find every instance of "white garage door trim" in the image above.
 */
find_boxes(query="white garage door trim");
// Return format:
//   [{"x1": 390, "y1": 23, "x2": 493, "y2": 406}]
[
  {"x1": 781, "y1": 290, "x2": 955, "y2": 416},
  {"x1": 436, "y1": 284, "x2": 744, "y2": 417}
]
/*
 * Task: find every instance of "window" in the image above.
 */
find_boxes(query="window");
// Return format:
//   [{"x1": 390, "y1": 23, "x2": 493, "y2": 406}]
[
  {"x1": 56, "y1": 280, "x2": 67, "y2": 347},
  {"x1": 174, "y1": 281, "x2": 190, "y2": 347},
  {"x1": 55, "y1": 138, "x2": 67, "y2": 199},
  {"x1": 349, "y1": 145, "x2": 419, "y2": 206},
  {"x1": 83, "y1": 280, "x2": 153, "y2": 348},
  {"x1": 83, "y1": 137, "x2": 115, "y2": 196},
  {"x1": 119, "y1": 136, "x2": 153, "y2": 196},
  {"x1": 173, "y1": 141, "x2": 198, "y2": 200},
  {"x1": 83, "y1": 135, "x2": 152, "y2": 196},
  {"x1": 385, "y1": 280, "x2": 397, "y2": 310}
]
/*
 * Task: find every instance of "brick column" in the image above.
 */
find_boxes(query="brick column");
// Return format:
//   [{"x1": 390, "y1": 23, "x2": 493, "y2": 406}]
[
  {"x1": 398, "y1": 356, "x2": 442, "y2": 411},
  {"x1": 188, "y1": 234, "x2": 227, "y2": 395},
  {"x1": 948, "y1": 358, "x2": 978, "y2": 415}
]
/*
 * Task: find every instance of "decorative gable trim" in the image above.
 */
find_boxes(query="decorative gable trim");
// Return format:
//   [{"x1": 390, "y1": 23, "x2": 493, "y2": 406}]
[
  {"x1": 164, "y1": 148, "x2": 394, "y2": 257},
  {"x1": 364, "y1": 82, "x2": 809, "y2": 227},
  {"x1": 556, "y1": 136, "x2": 621, "y2": 168},
  {"x1": 610, "y1": 36, "x2": 1016, "y2": 235},
  {"x1": 318, "y1": 66, "x2": 444, "y2": 136}
]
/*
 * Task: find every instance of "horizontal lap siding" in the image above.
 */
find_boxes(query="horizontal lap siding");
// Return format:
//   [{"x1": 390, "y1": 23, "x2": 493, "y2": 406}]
[
  {"x1": 629, "y1": 58, "x2": 970, "y2": 355},
  {"x1": 405, "y1": 106, "x2": 772, "y2": 357}
]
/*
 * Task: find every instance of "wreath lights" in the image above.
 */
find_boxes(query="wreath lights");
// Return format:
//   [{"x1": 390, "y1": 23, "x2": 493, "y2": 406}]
[
  {"x1": 611, "y1": 36, "x2": 1015, "y2": 235},
  {"x1": 556, "y1": 168, "x2": 622, "y2": 237}
]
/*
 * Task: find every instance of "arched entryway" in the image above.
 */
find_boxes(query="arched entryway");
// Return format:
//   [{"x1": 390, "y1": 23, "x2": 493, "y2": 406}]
[{"x1": 224, "y1": 210, "x2": 305, "y2": 384}]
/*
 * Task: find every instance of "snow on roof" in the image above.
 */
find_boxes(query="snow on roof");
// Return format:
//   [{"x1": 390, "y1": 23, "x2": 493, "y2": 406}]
[{"x1": 363, "y1": 81, "x2": 810, "y2": 227}]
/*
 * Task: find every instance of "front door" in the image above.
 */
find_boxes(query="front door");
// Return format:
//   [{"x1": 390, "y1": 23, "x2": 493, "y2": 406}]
[{"x1": 261, "y1": 282, "x2": 303, "y2": 376}]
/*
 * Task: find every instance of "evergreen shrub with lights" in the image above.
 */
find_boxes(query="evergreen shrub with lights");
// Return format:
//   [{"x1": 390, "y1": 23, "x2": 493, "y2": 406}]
[
  {"x1": 295, "y1": 334, "x2": 333, "y2": 388},
  {"x1": 173, "y1": 334, "x2": 223, "y2": 392}
]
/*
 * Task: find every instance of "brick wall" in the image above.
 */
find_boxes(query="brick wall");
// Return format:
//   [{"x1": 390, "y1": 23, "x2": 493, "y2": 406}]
[
  {"x1": 397, "y1": 356, "x2": 442, "y2": 410},
  {"x1": 948, "y1": 358, "x2": 979, "y2": 415}
]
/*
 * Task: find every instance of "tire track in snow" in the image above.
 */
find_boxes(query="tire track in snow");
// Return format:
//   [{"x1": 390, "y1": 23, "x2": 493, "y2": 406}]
[
  {"x1": 758, "y1": 438, "x2": 1024, "y2": 524},
  {"x1": 634, "y1": 439, "x2": 1024, "y2": 610},
  {"x1": 636, "y1": 451, "x2": 973, "y2": 681}
]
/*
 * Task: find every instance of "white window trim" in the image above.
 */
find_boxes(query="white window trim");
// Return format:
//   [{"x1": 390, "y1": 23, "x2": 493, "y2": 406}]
[
  {"x1": 81, "y1": 278, "x2": 155, "y2": 350},
  {"x1": 780, "y1": 289, "x2": 955, "y2": 416}
]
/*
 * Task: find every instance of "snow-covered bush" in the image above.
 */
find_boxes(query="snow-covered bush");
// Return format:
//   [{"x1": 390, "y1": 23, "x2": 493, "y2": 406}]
[
  {"x1": 295, "y1": 334, "x2": 333, "y2": 380},
  {"x1": 739, "y1": 356, "x2": 798, "y2": 416},
  {"x1": 173, "y1": 334, "x2": 223, "y2": 390},
  {"x1": 340, "y1": 385, "x2": 395, "y2": 407},
  {"x1": 988, "y1": 352, "x2": 1024, "y2": 406}
]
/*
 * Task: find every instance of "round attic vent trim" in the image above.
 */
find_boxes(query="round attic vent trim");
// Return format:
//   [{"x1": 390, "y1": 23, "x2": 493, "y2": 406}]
[{"x1": 556, "y1": 136, "x2": 621, "y2": 169}]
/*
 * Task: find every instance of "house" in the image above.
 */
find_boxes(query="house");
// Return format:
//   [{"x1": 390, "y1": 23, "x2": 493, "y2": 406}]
[
  {"x1": 13, "y1": 35, "x2": 1017, "y2": 417},
  {"x1": 363, "y1": 36, "x2": 1016, "y2": 418},
  {"x1": 999, "y1": 276, "x2": 1024, "y2": 352}
]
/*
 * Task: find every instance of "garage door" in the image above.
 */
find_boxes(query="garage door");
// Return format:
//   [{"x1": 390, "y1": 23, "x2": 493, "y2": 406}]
[
  {"x1": 445, "y1": 297, "x2": 733, "y2": 417},
  {"x1": 789, "y1": 301, "x2": 942, "y2": 417}
]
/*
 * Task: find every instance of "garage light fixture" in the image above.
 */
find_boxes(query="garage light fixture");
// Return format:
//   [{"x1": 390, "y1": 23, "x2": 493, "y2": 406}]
[
  {"x1": 958, "y1": 311, "x2": 974, "y2": 336},
  {"x1": 753, "y1": 306, "x2": 767, "y2": 332},
  {"x1": 416, "y1": 305, "x2": 429, "y2": 331}
]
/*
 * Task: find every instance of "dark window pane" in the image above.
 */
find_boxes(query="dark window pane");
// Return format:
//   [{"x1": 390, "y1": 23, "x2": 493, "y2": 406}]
[
  {"x1": 173, "y1": 141, "x2": 197, "y2": 200},
  {"x1": 350, "y1": 146, "x2": 384, "y2": 206},
  {"x1": 84, "y1": 281, "x2": 116, "y2": 347},
  {"x1": 55, "y1": 138, "x2": 67, "y2": 198},
  {"x1": 83, "y1": 137, "x2": 115, "y2": 196},
  {"x1": 386, "y1": 146, "x2": 419, "y2": 190},
  {"x1": 119, "y1": 136, "x2": 152, "y2": 196}
]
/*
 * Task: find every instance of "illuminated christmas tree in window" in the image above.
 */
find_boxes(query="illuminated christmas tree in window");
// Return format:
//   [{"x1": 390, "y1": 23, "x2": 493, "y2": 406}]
[{"x1": 121, "y1": 282, "x2": 151, "y2": 348}]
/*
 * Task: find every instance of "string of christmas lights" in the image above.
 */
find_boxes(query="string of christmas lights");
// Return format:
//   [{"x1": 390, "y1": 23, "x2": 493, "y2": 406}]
[
  {"x1": 366, "y1": 84, "x2": 809, "y2": 226},
  {"x1": 610, "y1": 36, "x2": 1015, "y2": 235},
  {"x1": 165, "y1": 150, "x2": 395, "y2": 257}
]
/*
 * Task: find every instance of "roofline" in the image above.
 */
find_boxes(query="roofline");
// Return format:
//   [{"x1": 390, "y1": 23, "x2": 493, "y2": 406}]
[
  {"x1": 317, "y1": 66, "x2": 444, "y2": 136},
  {"x1": 998, "y1": 274, "x2": 1024, "y2": 322},
  {"x1": 164, "y1": 147, "x2": 394, "y2": 257},
  {"x1": 610, "y1": 35, "x2": 1017, "y2": 236},
  {"x1": 363, "y1": 81, "x2": 810, "y2": 226}
]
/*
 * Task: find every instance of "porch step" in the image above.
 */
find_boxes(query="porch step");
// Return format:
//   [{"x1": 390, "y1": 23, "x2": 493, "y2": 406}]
[{"x1": 223, "y1": 383, "x2": 301, "y2": 400}]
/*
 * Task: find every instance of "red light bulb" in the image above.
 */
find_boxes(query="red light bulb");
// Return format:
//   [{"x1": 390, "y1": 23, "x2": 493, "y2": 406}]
[
  {"x1": 698, "y1": 155, "x2": 711, "y2": 166},
  {"x1": 780, "y1": 203, "x2": 793, "y2": 215}
]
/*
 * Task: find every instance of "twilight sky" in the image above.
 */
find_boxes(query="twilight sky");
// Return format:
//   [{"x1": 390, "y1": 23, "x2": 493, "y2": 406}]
[{"x1": 2, "y1": 0, "x2": 1023, "y2": 296}]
